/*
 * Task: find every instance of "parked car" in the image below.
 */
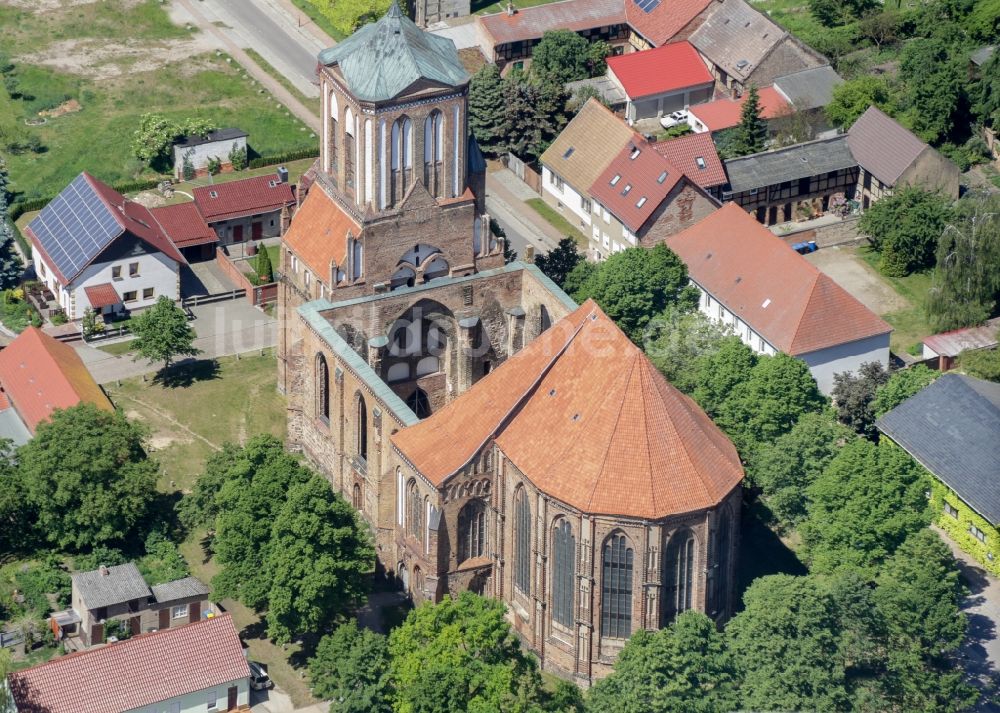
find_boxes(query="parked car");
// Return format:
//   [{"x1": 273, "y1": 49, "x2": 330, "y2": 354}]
[
  {"x1": 249, "y1": 661, "x2": 273, "y2": 690},
  {"x1": 792, "y1": 240, "x2": 818, "y2": 254},
  {"x1": 660, "y1": 110, "x2": 689, "y2": 129}
]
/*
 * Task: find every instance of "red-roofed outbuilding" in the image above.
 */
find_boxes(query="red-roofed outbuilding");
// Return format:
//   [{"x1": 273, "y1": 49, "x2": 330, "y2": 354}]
[
  {"x1": 607, "y1": 42, "x2": 714, "y2": 123},
  {"x1": 687, "y1": 86, "x2": 790, "y2": 133},
  {"x1": 193, "y1": 172, "x2": 296, "y2": 246}
]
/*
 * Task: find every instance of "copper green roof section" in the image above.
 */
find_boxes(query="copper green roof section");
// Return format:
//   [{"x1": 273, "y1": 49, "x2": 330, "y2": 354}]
[{"x1": 318, "y1": 2, "x2": 469, "y2": 102}]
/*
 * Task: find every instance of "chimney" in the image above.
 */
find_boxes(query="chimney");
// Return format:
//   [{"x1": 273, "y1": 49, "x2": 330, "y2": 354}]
[
  {"x1": 506, "y1": 1, "x2": 516, "y2": 15},
  {"x1": 277, "y1": 166, "x2": 289, "y2": 183},
  {"x1": 99, "y1": 565, "x2": 109, "y2": 576}
]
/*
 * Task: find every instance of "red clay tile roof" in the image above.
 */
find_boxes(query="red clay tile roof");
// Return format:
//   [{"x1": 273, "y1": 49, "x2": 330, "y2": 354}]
[
  {"x1": 86, "y1": 175, "x2": 186, "y2": 267},
  {"x1": 625, "y1": 0, "x2": 714, "y2": 46},
  {"x1": 687, "y1": 86, "x2": 789, "y2": 132},
  {"x1": 666, "y1": 204, "x2": 891, "y2": 355},
  {"x1": 478, "y1": 0, "x2": 626, "y2": 46},
  {"x1": 589, "y1": 138, "x2": 685, "y2": 233},
  {"x1": 392, "y1": 300, "x2": 744, "y2": 519},
  {"x1": 0, "y1": 327, "x2": 113, "y2": 433},
  {"x1": 193, "y1": 174, "x2": 295, "y2": 223},
  {"x1": 652, "y1": 132, "x2": 727, "y2": 189},
  {"x1": 83, "y1": 283, "x2": 122, "y2": 309},
  {"x1": 607, "y1": 42, "x2": 713, "y2": 99},
  {"x1": 847, "y1": 105, "x2": 928, "y2": 187},
  {"x1": 283, "y1": 186, "x2": 360, "y2": 285},
  {"x1": 151, "y1": 202, "x2": 218, "y2": 248},
  {"x1": 8, "y1": 614, "x2": 249, "y2": 713}
]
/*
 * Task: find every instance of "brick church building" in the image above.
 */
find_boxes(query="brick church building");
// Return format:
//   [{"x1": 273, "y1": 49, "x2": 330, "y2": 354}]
[{"x1": 278, "y1": 4, "x2": 744, "y2": 684}]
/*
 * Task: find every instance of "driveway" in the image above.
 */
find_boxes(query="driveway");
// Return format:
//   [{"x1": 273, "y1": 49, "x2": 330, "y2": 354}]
[
  {"x1": 251, "y1": 685, "x2": 329, "y2": 713},
  {"x1": 486, "y1": 169, "x2": 561, "y2": 260},
  {"x1": 76, "y1": 299, "x2": 277, "y2": 384},
  {"x1": 182, "y1": 261, "x2": 238, "y2": 297},
  {"x1": 804, "y1": 245, "x2": 910, "y2": 315},
  {"x1": 935, "y1": 527, "x2": 1000, "y2": 711}
]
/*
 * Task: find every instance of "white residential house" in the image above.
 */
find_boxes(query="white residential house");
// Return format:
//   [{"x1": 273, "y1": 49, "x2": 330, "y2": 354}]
[
  {"x1": 667, "y1": 204, "x2": 892, "y2": 394},
  {"x1": 25, "y1": 173, "x2": 186, "y2": 320}
]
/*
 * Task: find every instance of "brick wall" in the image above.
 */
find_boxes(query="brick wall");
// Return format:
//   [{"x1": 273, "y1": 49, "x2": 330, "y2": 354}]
[
  {"x1": 775, "y1": 214, "x2": 864, "y2": 248},
  {"x1": 214, "y1": 250, "x2": 277, "y2": 305}
]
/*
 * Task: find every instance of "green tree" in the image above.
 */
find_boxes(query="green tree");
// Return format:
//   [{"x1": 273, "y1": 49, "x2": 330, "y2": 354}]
[
  {"x1": 388, "y1": 592, "x2": 547, "y2": 713},
  {"x1": 255, "y1": 245, "x2": 274, "y2": 283},
  {"x1": 569, "y1": 244, "x2": 699, "y2": 343},
  {"x1": 897, "y1": 39, "x2": 965, "y2": 144},
  {"x1": 747, "y1": 410, "x2": 851, "y2": 528},
  {"x1": 873, "y1": 530, "x2": 978, "y2": 712},
  {"x1": 531, "y1": 30, "x2": 592, "y2": 84},
  {"x1": 265, "y1": 475, "x2": 374, "y2": 643},
  {"x1": 18, "y1": 404, "x2": 158, "y2": 551},
  {"x1": 504, "y1": 75, "x2": 569, "y2": 161},
  {"x1": 137, "y1": 530, "x2": 189, "y2": 586},
  {"x1": 313, "y1": 0, "x2": 395, "y2": 37},
  {"x1": 972, "y1": 50, "x2": 1000, "y2": 127},
  {"x1": 826, "y1": 75, "x2": 893, "y2": 129},
  {"x1": 831, "y1": 361, "x2": 890, "y2": 437},
  {"x1": 310, "y1": 621, "x2": 392, "y2": 712},
  {"x1": 801, "y1": 439, "x2": 930, "y2": 574},
  {"x1": 211, "y1": 437, "x2": 314, "y2": 609},
  {"x1": 926, "y1": 193, "x2": 1000, "y2": 332},
  {"x1": 727, "y1": 574, "x2": 849, "y2": 712},
  {"x1": 177, "y1": 440, "x2": 261, "y2": 530},
  {"x1": 715, "y1": 352, "x2": 827, "y2": 458},
  {"x1": 181, "y1": 153, "x2": 196, "y2": 181},
  {"x1": 534, "y1": 237, "x2": 581, "y2": 288},
  {"x1": 645, "y1": 307, "x2": 733, "y2": 396},
  {"x1": 0, "y1": 163, "x2": 23, "y2": 290},
  {"x1": 859, "y1": 187, "x2": 955, "y2": 277},
  {"x1": 872, "y1": 364, "x2": 938, "y2": 416},
  {"x1": 468, "y1": 64, "x2": 507, "y2": 156},
  {"x1": 0, "y1": 441, "x2": 31, "y2": 557},
  {"x1": 960, "y1": 345, "x2": 1000, "y2": 381},
  {"x1": 228, "y1": 142, "x2": 247, "y2": 171},
  {"x1": 131, "y1": 114, "x2": 215, "y2": 165},
  {"x1": 691, "y1": 336, "x2": 758, "y2": 416},
  {"x1": 587, "y1": 611, "x2": 739, "y2": 713},
  {"x1": 130, "y1": 296, "x2": 200, "y2": 372},
  {"x1": 728, "y1": 85, "x2": 767, "y2": 158}
]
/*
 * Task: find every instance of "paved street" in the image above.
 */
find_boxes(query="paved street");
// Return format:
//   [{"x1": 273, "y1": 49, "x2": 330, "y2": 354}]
[
  {"x1": 199, "y1": 0, "x2": 329, "y2": 98},
  {"x1": 76, "y1": 300, "x2": 277, "y2": 384},
  {"x1": 486, "y1": 169, "x2": 561, "y2": 260}
]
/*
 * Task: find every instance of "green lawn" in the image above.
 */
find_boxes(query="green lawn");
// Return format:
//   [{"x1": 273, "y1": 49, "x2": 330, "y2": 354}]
[
  {"x1": 243, "y1": 48, "x2": 320, "y2": 115},
  {"x1": 474, "y1": 0, "x2": 566, "y2": 15},
  {"x1": 0, "y1": 1, "x2": 316, "y2": 201},
  {"x1": 857, "y1": 247, "x2": 936, "y2": 355},
  {"x1": 748, "y1": 0, "x2": 827, "y2": 47},
  {"x1": 525, "y1": 198, "x2": 588, "y2": 247},
  {"x1": 103, "y1": 350, "x2": 286, "y2": 494},
  {"x1": 287, "y1": 0, "x2": 347, "y2": 41},
  {"x1": 96, "y1": 339, "x2": 137, "y2": 356}
]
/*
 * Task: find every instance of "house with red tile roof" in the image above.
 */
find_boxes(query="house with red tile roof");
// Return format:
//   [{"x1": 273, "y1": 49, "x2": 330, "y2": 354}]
[
  {"x1": 652, "y1": 131, "x2": 727, "y2": 196},
  {"x1": 686, "y1": 85, "x2": 790, "y2": 133},
  {"x1": 666, "y1": 203, "x2": 891, "y2": 393},
  {"x1": 624, "y1": 0, "x2": 716, "y2": 48},
  {"x1": 25, "y1": 173, "x2": 186, "y2": 320},
  {"x1": 193, "y1": 171, "x2": 296, "y2": 247},
  {"x1": 540, "y1": 99, "x2": 718, "y2": 259},
  {"x1": 606, "y1": 42, "x2": 715, "y2": 123},
  {"x1": 150, "y1": 201, "x2": 218, "y2": 261},
  {"x1": 0, "y1": 326, "x2": 113, "y2": 443},
  {"x1": 7, "y1": 614, "x2": 251, "y2": 713}
]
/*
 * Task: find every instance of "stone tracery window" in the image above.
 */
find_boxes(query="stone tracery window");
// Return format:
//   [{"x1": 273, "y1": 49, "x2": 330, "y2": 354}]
[
  {"x1": 663, "y1": 529, "x2": 696, "y2": 624},
  {"x1": 552, "y1": 519, "x2": 575, "y2": 628},
  {"x1": 458, "y1": 499, "x2": 487, "y2": 563},
  {"x1": 315, "y1": 353, "x2": 330, "y2": 423},
  {"x1": 601, "y1": 533, "x2": 633, "y2": 639},
  {"x1": 514, "y1": 488, "x2": 531, "y2": 595},
  {"x1": 406, "y1": 479, "x2": 422, "y2": 542},
  {"x1": 356, "y1": 395, "x2": 368, "y2": 461}
]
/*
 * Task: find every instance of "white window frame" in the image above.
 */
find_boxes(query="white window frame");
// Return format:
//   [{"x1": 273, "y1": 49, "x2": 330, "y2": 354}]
[
  {"x1": 171, "y1": 604, "x2": 189, "y2": 620},
  {"x1": 207, "y1": 689, "x2": 219, "y2": 710}
]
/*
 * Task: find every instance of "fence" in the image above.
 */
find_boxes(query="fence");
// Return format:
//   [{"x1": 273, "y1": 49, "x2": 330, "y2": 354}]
[
  {"x1": 505, "y1": 153, "x2": 542, "y2": 194},
  {"x1": 214, "y1": 249, "x2": 277, "y2": 307},
  {"x1": 181, "y1": 289, "x2": 246, "y2": 308}
]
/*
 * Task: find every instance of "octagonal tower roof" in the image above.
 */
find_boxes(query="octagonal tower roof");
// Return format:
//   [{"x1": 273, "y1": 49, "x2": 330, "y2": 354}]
[{"x1": 318, "y1": 2, "x2": 469, "y2": 102}]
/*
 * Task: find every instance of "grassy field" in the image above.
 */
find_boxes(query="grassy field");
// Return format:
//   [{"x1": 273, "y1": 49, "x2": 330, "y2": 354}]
[
  {"x1": 748, "y1": 0, "x2": 826, "y2": 46},
  {"x1": 95, "y1": 338, "x2": 137, "y2": 356},
  {"x1": 287, "y1": 0, "x2": 347, "y2": 41},
  {"x1": 473, "y1": 0, "x2": 565, "y2": 15},
  {"x1": 104, "y1": 349, "x2": 286, "y2": 493},
  {"x1": 0, "y1": 0, "x2": 315, "y2": 201},
  {"x1": 857, "y1": 247, "x2": 936, "y2": 355},
  {"x1": 243, "y1": 48, "x2": 320, "y2": 114},
  {"x1": 525, "y1": 197, "x2": 588, "y2": 246}
]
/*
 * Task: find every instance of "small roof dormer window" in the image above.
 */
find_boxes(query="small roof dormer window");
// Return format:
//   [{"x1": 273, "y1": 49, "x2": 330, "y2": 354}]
[
  {"x1": 696, "y1": 157, "x2": 707, "y2": 169},
  {"x1": 636, "y1": 197, "x2": 647, "y2": 208},
  {"x1": 610, "y1": 174, "x2": 621, "y2": 186},
  {"x1": 622, "y1": 184, "x2": 632, "y2": 196},
  {"x1": 656, "y1": 171, "x2": 668, "y2": 184},
  {"x1": 629, "y1": 146, "x2": 641, "y2": 160},
  {"x1": 209, "y1": 190, "x2": 218, "y2": 198}
]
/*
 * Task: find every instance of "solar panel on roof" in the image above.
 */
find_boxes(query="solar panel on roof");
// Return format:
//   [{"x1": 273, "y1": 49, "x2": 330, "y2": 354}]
[
  {"x1": 27, "y1": 174, "x2": 123, "y2": 282},
  {"x1": 636, "y1": 0, "x2": 661, "y2": 12}
]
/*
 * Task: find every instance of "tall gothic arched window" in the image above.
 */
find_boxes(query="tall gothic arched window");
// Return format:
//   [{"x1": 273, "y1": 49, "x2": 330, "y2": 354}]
[
  {"x1": 552, "y1": 519, "x2": 575, "y2": 627},
  {"x1": 352, "y1": 483, "x2": 361, "y2": 510},
  {"x1": 356, "y1": 395, "x2": 368, "y2": 461},
  {"x1": 423, "y1": 110, "x2": 443, "y2": 197},
  {"x1": 327, "y1": 89, "x2": 339, "y2": 177},
  {"x1": 344, "y1": 107, "x2": 357, "y2": 193},
  {"x1": 663, "y1": 529, "x2": 696, "y2": 625},
  {"x1": 514, "y1": 488, "x2": 531, "y2": 595},
  {"x1": 715, "y1": 511, "x2": 731, "y2": 613},
  {"x1": 315, "y1": 353, "x2": 330, "y2": 423},
  {"x1": 602, "y1": 533, "x2": 633, "y2": 638},
  {"x1": 391, "y1": 116, "x2": 413, "y2": 205},
  {"x1": 458, "y1": 500, "x2": 486, "y2": 563},
  {"x1": 406, "y1": 479, "x2": 422, "y2": 542}
]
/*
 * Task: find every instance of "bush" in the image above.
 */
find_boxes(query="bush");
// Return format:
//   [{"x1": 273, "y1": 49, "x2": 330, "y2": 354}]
[
  {"x1": 14, "y1": 558, "x2": 71, "y2": 617},
  {"x1": 50, "y1": 310, "x2": 67, "y2": 326},
  {"x1": 206, "y1": 156, "x2": 222, "y2": 176},
  {"x1": 247, "y1": 147, "x2": 319, "y2": 169}
]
